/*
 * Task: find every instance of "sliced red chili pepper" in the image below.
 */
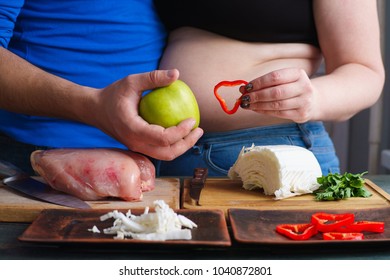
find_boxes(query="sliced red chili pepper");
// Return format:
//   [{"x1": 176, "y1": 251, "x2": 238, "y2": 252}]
[
  {"x1": 311, "y1": 212, "x2": 354, "y2": 232},
  {"x1": 337, "y1": 220, "x2": 385, "y2": 233},
  {"x1": 323, "y1": 232, "x2": 364, "y2": 240},
  {"x1": 214, "y1": 80, "x2": 248, "y2": 115},
  {"x1": 275, "y1": 223, "x2": 317, "y2": 240}
]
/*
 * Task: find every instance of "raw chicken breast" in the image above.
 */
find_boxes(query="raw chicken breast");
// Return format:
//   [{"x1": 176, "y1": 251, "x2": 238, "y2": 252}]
[
  {"x1": 128, "y1": 152, "x2": 155, "y2": 192},
  {"x1": 30, "y1": 148, "x2": 155, "y2": 201}
]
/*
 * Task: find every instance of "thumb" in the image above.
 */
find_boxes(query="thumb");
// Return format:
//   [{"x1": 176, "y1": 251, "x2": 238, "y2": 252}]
[{"x1": 132, "y1": 69, "x2": 180, "y2": 93}]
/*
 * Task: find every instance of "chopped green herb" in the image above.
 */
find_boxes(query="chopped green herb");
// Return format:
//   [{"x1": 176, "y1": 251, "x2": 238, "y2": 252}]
[{"x1": 314, "y1": 171, "x2": 371, "y2": 201}]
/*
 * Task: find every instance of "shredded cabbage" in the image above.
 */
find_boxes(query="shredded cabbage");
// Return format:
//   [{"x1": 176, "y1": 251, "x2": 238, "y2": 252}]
[{"x1": 95, "y1": 200, "x2": 197, "y2": 241}]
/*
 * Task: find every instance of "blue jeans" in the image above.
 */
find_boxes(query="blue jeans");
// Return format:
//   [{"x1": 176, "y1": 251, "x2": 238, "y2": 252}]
[{"x1": 154, "y1": 122, "x2": 340, "y2": 177}]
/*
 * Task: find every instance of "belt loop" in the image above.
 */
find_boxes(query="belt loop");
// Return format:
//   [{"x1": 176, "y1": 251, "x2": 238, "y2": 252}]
[
  {"x1": 192, "y1": 145, "x2": 202, "y2": 155},
  {"x1": 297, "y1": 123, "x2": 313, "y2": 149}
]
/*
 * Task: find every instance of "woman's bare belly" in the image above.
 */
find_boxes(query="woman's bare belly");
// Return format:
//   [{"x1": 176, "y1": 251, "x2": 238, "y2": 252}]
[{"x1": 159, "y1": 27, "x2": 323, "y2": 132}]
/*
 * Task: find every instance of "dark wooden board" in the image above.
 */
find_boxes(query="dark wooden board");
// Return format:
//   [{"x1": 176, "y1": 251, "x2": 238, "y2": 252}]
[
  {"x1": 228, "y1": 207, "x2": 390, "y2": 245},
  {"x1": 19, "y1": 208, "x2": 231, "y2": 247}
]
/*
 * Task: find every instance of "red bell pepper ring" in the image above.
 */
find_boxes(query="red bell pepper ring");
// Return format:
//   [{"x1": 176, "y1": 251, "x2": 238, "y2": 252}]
[
  {"x1": 275, "y1": 223, "x2": 317, "y2": 240},
  {"x1": 323, "y1": 232, "x2": 364, "y2": 241},
  {"x1": 337, "y1": 220, "x2": 385, "y2": 233},
  {"x1": 311, "y1": 212, "x2": 354, "y2": 232},
  {"x1": 214, "y1": 80, "x2": 248, "y2": 115}
]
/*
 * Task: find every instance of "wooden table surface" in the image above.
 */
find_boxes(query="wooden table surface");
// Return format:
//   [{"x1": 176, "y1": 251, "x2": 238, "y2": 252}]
[{"x1": 1, "y1": 175, "x2": 390, "y2": 260}]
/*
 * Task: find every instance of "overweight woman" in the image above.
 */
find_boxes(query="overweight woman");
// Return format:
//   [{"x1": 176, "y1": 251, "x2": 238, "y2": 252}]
[{"x1": 152, "y1": 0, "x2": 385, "y2": 176}]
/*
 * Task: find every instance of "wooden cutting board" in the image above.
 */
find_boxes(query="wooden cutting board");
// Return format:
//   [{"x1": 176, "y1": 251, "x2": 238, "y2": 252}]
[
  {"x1": 181, "y1": 178, "x2": 390, "y2": 215},
  {"x1": 0, "y1": 178, "x2": 180, "y2": 222}
]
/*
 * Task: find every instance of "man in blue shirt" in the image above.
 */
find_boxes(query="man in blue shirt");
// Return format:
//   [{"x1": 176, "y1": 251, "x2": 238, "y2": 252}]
[{"x1": 0, "y1": 0, "x2": 203, "y2": 173}]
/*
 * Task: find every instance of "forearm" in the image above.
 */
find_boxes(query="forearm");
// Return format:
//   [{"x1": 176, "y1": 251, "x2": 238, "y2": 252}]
[
  {"x1": 0, "y1": 47, "x2": 98, "y2": 124},
  {"x1": 311, "y1": 0, "x2": 385, "y2": 122},
  {"x1": 311, "y1": 62, "x2": 385, "y2": 122}
]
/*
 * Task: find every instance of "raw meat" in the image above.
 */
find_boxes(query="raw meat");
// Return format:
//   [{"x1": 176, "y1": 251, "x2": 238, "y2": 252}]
[
  {"x1": 30, "y1": 148, "x2": 155, "y2": 201},
  {"x1": 128, "y1": 152, "x2": 155, "y2": 192}
]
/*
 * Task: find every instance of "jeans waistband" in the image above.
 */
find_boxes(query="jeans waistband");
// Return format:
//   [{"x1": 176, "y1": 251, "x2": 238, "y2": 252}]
[{"x1": 197, "y1": 121, "x2": 325, "y2": 144}]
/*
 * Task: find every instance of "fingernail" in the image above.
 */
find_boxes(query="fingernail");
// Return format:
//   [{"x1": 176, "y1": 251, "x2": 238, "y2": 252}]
[
  {"x1": 241, "y1": 95, "x2": 250, "y2": 102},
  {"x1": 240, "y1": 95, "x2": 250, "y2": 108},
  {"x1": 195, "y1": 128, "x2": 204, "y2": 138},
  {"x1": 167, "y1": 69, "x2": 176, "y2": 78},
  {"x1": 245, "y1": 83, "x2": 253, "y2": 92},
  {"x1": 188, "y1": 118, "x2": 197, "y2": 128}
]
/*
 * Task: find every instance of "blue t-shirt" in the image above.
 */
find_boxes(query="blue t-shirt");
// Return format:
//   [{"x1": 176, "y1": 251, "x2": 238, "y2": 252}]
[{"x1": 0, "y1": 0, "x2": 166, "y2": 148}]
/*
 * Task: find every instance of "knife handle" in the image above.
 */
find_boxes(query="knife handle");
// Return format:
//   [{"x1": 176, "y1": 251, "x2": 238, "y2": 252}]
[
  {"x1": 189, "y1": 168, "x2": 208, "y2": 206},
  {"x1": 0, "y1": 159, "x2": 25, "y2": 179}
]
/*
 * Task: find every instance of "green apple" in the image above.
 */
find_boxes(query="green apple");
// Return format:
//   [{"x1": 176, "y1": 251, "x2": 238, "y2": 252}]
[{"x1": 139, "y1": 80, "x2": 200, "y2": 128}]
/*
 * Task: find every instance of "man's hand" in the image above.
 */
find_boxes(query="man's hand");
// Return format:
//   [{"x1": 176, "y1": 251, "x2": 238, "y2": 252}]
[{"x1": 89, "y1": 69, "x2": 204, "y2": 160}]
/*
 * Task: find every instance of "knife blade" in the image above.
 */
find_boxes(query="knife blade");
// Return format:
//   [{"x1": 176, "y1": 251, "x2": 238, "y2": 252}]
[{"x1": 0, "y1": 159, "x2": 91, "y2": 209}]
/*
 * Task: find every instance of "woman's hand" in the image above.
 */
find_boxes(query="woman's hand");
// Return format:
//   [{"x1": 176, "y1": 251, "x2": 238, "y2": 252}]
[
  {"x1": 239, "y1": 68, "x2": 318, "y2": 123},
  {"x1": 87, "y1": 69, "x2": 204, "y2": 160}
]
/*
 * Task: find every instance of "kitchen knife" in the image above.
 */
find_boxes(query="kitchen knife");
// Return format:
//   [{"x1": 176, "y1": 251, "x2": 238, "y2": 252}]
[
  {"x1": 189, "y1": 167, "x2": 208, "y2": 206},
  {"x1": 0, "y1": 159, "x2": 91, "y2": 209}
]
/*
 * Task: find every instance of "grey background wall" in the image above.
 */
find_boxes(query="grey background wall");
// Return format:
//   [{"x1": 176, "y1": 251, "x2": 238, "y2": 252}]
[
  {"x1": 379, "y1": 0, "x2": 390, "y2": 174},
  {"x1": 328, "y1": 0, "x2": 388, "y2": 175}
]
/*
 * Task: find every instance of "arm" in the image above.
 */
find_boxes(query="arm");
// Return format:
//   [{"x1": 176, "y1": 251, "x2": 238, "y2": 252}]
[
  {"x1": 0, "y1": 47, "x2": 88, "y2": 120},
  {"x1": 0, "y1": 47, "x2": 203, "y2": 160},
  {"x1": 240, "y1": 0, "x2": 384, "y2": 122},
  {"x1": 311, "y1": 0, "x2": 385, "y2": 121}
]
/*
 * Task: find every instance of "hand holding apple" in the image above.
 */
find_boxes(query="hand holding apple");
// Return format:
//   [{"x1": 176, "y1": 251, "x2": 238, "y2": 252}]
[
  {"x1": 88, "y1": 69, "x2": 203, "y2": 161},
  {"x1": 139, "y1": 80, "x2": 200, "y2": 129}
]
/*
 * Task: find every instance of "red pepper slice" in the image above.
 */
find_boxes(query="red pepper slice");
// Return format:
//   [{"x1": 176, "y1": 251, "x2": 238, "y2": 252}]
[
  {"x1": 311, "y1": 212, "x2": 354, "y2": 232},
  {"x1": 323, "y1": 232, "x2": 364, "y2": 240},
  {"x1": 276, "y1": 223, "x2": 317, "y2": 240},
  {"x1": 214, "y1": 80, "x2": 248, "y2": 115},
  {"x1": 337, "y1": 220, "x2": 385, "y2": 233}
]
